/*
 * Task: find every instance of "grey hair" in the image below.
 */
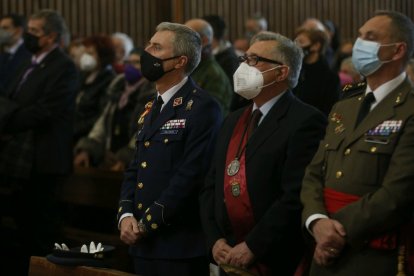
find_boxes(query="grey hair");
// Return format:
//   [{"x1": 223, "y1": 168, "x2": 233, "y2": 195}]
[
  {"x1": 251, "y1": 31, "x2": 304, "y2": 88},
  {"x1": 112, "y1": 32, "x2": 134, "y2": 61},
  {"x1": 374, "y1": 10, "x2": 414, "y2": 65},
  {"x1": 249, "y1": 14, "x2": 268, "y2": 31},
  {"x1": 156, "y1": 22, "x2": 201, "y2": 75},
  {"x1": 199, "y1": 22, "x2": 213, "y2": 45},
  {"x1": 30, "y1": 9, "x2": 67, "y2": 43}
]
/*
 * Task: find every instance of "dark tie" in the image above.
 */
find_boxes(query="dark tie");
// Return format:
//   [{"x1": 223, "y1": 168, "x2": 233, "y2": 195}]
[
  {"x1": 355, "y1": 92, "x2": 375, "y2": 128},
  {"x1": 248, "y1": 109, "x2": 262, "y2": 138},
  {"x1": 15, "y1": 60, "x2": 37, "y2": 95},
  {"x1": 151, "y1": 95, "x2": 164, "y2": 123}
]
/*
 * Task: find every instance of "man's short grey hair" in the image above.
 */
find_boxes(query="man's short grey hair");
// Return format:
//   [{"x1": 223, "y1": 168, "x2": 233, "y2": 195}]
[
  {"x1": 374, "y1": 10, "x2": 414, "y2": 65},
  {"x1": 251, "y1": 31, "x2": 304, "y2": 88},
  {"x1": 30, "y1": 9, "x2": 67, "y2": 43},
  {"x1": 156, "y1": 22, "x2": 201, "y2": 75},
  {"x1": 112, "y1": 32, "x2": 134, "y2": 61},
  {"x1": 198, "y1": 21, "x2": 213, "y2": 45},
  {"x1": 249, "y1": 14, "x2": 268, "y2": 31}
]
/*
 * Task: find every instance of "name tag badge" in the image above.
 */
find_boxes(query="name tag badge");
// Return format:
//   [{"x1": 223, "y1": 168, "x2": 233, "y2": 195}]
[
  {"x1": 364, "y1": 136, "x2": 390, "y2": 144},
  {"x1": 160, "y1": 129, "x2": 179, "y2": 135}
]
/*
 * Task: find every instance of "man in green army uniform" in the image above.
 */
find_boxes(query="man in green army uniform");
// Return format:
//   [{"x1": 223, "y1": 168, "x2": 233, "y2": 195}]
[
  {"x1": 185, "y1": 18, "x2": 233, "y2": 116},
  {"x1": 301, "y1": 10, "x2": 414, "y2": 275}
]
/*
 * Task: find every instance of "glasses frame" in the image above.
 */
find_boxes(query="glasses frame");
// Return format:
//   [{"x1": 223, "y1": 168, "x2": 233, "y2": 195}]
[{"x1": 238, "y1": 54, "x2": 283, "y2": 66}]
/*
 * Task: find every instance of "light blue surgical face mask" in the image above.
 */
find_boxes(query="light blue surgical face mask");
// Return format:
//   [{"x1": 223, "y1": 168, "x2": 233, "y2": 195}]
[{"x1": 352, "y1": 38, "x2": 396, "y2": 76}]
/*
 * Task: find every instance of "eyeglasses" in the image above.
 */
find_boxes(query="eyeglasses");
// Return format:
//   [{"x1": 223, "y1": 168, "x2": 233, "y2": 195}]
[{"x1": 238, "y1": 54, "x2": 283, "y2": 66}]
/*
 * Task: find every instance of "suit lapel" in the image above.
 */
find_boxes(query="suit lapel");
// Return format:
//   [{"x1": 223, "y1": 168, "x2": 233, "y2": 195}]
[
  {"x1": 8, "y1": 48, "x2": 61, "y2": 98},
  {"x1": 144, "y1": 78, "x2": 193, "y2": 139},
  {"x1": 344, "y1": 79, "x2": 412, "y2": 147},
  {"x1": 245, "y1": 90, "x2": 293, "y2": 162}
]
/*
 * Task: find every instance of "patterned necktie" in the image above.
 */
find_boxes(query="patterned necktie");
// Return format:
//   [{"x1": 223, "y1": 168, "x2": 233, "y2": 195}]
[
  {"x1": 15, "y1": 60, "x2": 37, "y2": 95},
  {"x1": 151, "y1": 95, "x2": 164, "y2": 123},
  {"x1": 355, "y1": 92, "x2": 375, "y2": 128},
  {"x1": 248, "y1": 109, "x2": 263, "y2": 138}
]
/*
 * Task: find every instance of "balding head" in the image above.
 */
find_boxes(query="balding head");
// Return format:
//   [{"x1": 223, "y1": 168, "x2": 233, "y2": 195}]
[
  {"x1": 301, "y1": 18, "x2": 326, "y2": 32},
  {"x1": 185, "y1": 18, "x2": 213, "y2": 46}
]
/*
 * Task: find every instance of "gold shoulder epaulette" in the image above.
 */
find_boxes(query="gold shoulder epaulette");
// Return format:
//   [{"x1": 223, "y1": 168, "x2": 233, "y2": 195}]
[{"x1": 340, "y1": 82, "x2": 366, "y2": 100}]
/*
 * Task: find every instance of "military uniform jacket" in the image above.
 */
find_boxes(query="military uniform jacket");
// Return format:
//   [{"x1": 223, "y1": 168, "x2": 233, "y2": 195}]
[
  {"x1": 118, "y1": 77, "x2": 221, "y2": 259},
  {"x1": 301, "y1": 78, "x2": 414, "y2": 275},
  {"x1": 200, "y1": 91, "x2": 326, "y2": 274}
]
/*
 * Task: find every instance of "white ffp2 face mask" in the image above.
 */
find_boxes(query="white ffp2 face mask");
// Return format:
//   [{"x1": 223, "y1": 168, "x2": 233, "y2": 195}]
[
  {"x1": 233, "y1": 62, "x2": 278, "y2": 100},
  {"x1": 79, "y1": 53, "x2": 97, "y2": 72}
]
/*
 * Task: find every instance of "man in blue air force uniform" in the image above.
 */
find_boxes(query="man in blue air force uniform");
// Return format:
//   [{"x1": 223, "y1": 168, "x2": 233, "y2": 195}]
[{"x1": 117, "y1": 22, "x2": 222, "y2": 276}]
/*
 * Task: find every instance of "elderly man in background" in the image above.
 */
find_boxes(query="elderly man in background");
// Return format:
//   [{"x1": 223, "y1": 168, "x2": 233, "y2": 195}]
[{"x1": 185, "y1": 18, "x2": 233, "y2": 116}]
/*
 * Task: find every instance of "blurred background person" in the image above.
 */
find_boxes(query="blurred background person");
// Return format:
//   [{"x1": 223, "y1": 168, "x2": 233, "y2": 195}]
[
  {"x1": 74, "y1": 47, "x2": 156, "y2": 170},
  {"x1": 0, "y1": 14, "x2": 31, "y2": 93},
  {"x1": 74, "y1": 34, "x2": 116, "y2": 143},
  {"x1": 0, "y1": 10, "x2": 78, "y2": 275},
  {"x1": 111, "y1": 32, "x2": 134, "y2": 74},
  {"x1": 185, "y1": 18, "x2": 233, "y2": 116},
  {"x1": 333, "y1": 40, "x2": 354, "y2": 72},
  {"x1": 203, "y1": 14, "x2": 250, "y2": 112},
  {"x1": 339, "y1": 56, "x2": 362, "y2": 87},
  {"x1": 293, "y1": 28, "x2": 340, "y2": 116},
  {"x1": 300, "y1": 17, "x2": 336, "y2": 67},
  {"x1": 67, "y1": 37, "x2": 85, "y2": 70},
  {"x1": 233, "y1": 14, "x2": 268, "y2": 54}
]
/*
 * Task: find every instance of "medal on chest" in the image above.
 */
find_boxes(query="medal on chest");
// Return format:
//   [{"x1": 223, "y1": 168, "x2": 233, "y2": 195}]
[{"x1": 227, "y1": 159, "x2": 240, "y2": 176}]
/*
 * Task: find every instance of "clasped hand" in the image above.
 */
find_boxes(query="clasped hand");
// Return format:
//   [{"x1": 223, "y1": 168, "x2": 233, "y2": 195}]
[
  {"x1": 311, "y1": 218, "x2": 346, "y2": 266},
  {"x1": 120, "y1": 216, "x2": 145, "y2": 245},
  {"x1": 212, "y1": 239, "x2": 254, "y2": 268}
]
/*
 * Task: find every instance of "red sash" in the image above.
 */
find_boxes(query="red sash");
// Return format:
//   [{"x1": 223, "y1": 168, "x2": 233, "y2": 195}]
[
  {"x1": 224, "y1": 108, "x2": 270, "y2": 276},
  {"x1": 324, "y1": 187, "x2": 396, "y2": 250},
  {"x1": 224, "y1": 108, "x2": 255, "y2": 242}
]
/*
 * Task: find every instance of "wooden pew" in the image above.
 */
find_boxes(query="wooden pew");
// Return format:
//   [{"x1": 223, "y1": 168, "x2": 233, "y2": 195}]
[
  {"x1": 58, "y1": 167, "x2": 133, "y2": 273},
  {"x1": 29, "y1": 256, "x2": 136, "y2": 276}
]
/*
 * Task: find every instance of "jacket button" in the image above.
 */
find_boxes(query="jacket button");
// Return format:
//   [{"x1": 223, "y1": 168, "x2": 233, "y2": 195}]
[
  {"x1": 325, "y1": 143, "x2": 329, "y2": 148},
  {"x1": 137, "y1": 182, "x2": 144, "y2": 189},
  {"x1": 164, "y1": 138, "x2": 169, "y2": 144},
  {"x1": 151, "y1": 223, "x2": 158, "y2": 229},
  {"x1": 146, "y1": 214, "x2": 152, "y2": 221},
  {"x1": 141, "y1": 161, "x2": 147, "y2": 168},
  {"x1": 137, "y1": 203, "x2": 143, "y2": 210},
  {"x1": 370, "y1": 147, "x2": 377, "y2": 153},
  {"x1": 336, "y1": 171, "x2": 343, "y2": 179},
  {"x1": 144, "y1": 141, "x2": 150, "y2": 147},
  {"x1": 344, "y1": 148, "x2": 351, "y2": 155}
]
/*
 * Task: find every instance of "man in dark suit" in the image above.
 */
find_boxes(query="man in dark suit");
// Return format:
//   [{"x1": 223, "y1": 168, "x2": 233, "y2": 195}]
[
  {"x1": 0, "y1": 14, "x2": 31, "y2": 93},
  {"x1": 0, "y1": 10, "x2": 78, "y2": 275},
  {"x1": 200, "y1": 31, "x2": 326, "y2": 275},
  {"x1": 301, "y1": 11, "x2": 414, "y2": 275},
  {"x1": 117, "y1": 22, "x2": 221, "y2": 276}
]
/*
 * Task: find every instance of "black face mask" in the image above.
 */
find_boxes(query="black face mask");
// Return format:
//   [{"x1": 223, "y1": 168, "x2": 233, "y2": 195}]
[
  {"x1": 23, "y1": 32, "x2": 42, "y2": 53},
  {"x1": 301, "y1": 45, "x2": 312, "y2": 57},
  {"x1": 140, "y1": 51, "x2": 180, "y2": 82}
]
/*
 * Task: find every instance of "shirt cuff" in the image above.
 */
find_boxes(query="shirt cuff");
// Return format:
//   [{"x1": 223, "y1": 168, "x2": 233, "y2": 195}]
[
  {"x1": 118, "y1": 213, "x2": 133, "y2": 229},
  {"x1": 305, "y1": 214, "x2": 329, "y2": 235}
]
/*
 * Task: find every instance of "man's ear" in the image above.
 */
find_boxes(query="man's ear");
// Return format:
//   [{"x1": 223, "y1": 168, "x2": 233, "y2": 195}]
[
  {"x1": 392, "y1": 42, "x2": 407, "y2": 61},
  {"x1": 175, "y1": 55, "x2": 188, "y2": 69},
  {"x1": 275, "y1": 66, "x2": 289, "y2": 82}
]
